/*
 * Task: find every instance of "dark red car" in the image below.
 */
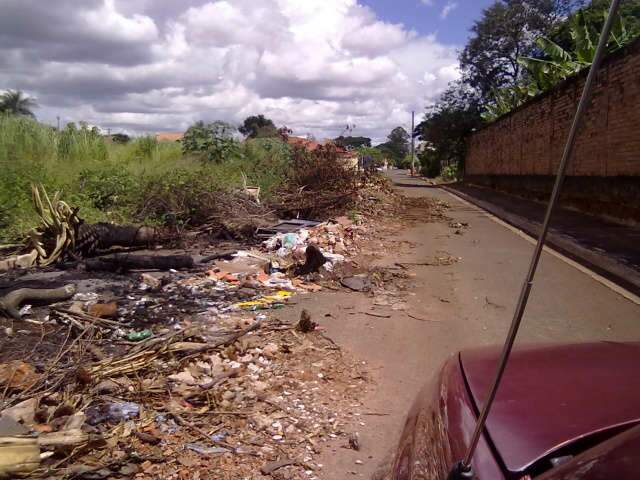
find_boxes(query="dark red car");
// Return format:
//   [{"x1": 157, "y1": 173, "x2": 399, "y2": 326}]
[{"x1": 388, "y1": 342, "x2": 640, "y2": 479}]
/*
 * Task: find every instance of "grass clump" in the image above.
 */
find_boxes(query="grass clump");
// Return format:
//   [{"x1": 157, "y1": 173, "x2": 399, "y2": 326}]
[{"x1": 0, "y1": 115, "x2": 293, "y2": 242}]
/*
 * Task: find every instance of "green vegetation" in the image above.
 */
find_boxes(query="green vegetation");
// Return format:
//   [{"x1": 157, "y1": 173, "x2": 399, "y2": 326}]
[
  {"x1": 0, "y1": 89, "x2": 37, "y2": 117},
  {"x1": 239, "y1": 114, "x2": 278, "y2": 138},
  {"x1": 334, "y1": 136, "x2": 371, "y2": 150},
  {"x1": 182, "y1": 120, "x2": 239, "y2": 162},
  {"x1": 417, "y1": 0, "x2": 640, "y2": 178},
  {"x1": 483, "y1": 6, "x2": 637, "y2": 121},
  {"x1": 376, "y1": 126, "x2": 410, "y2": 166},
  {"x1": 0, "y1": 115, "x2": 292, "y2": 242}
]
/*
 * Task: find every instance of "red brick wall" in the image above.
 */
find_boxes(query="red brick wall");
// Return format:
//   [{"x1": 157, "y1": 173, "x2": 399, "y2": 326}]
[{"x1": 465, "y1": 38, "x2": 640, "y2": 177}]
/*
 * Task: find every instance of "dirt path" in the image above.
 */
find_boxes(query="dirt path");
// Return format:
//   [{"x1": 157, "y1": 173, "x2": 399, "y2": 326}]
[{"x1": 278, "y1": 170, "x2": 640, "y2": 479}]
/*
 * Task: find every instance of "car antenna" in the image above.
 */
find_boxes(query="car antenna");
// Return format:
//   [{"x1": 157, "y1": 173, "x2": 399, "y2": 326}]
[{"x1": 448, "y1": 1, "x2": 622, "y2": 478}]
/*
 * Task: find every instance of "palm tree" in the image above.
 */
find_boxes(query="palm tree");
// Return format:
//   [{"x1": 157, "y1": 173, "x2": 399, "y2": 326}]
[{"x1": 0, "y1": 89, "x2": 37, "y2": 117}]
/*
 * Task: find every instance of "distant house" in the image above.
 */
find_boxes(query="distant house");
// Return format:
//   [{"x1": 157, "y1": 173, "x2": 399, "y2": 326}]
[
  {"x1": 286, "y1": 136, "x2": 321, "y2": 151},
  {"x1": 155, "y1": 132, "x2": 184, "y2": 142}
]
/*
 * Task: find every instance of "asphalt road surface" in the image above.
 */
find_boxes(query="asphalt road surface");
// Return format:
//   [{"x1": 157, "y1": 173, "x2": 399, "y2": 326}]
[{"x1": 281, "y1": 170, "x2": 640, "y2": 479}]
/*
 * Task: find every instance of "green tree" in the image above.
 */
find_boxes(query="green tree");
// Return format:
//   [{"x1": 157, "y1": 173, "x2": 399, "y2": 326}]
[
  {"x1": 551, "y1": 0, "x2": 640, "y2": 50},
  {"x1": 0, "y1": 89, "x2": 37, "y2": 117},
  {"x1": 460, "y1": 0, "x2": 583, "y2": 103},
  {"x1": 416, "y1": 81, "x2": 483, "y2": 177},
  {"x1": 376, "y1": 127, "x2": 409, "y2": 164},
  {"x1": 483, "y1": 5, "x2": 637, "y2": 121},
  {"x1": 334, "y1": 136, "x2": 372, "y2": 150},
  {"x1": 239, "y1": 114, "x2": 277, "y2": 138}
]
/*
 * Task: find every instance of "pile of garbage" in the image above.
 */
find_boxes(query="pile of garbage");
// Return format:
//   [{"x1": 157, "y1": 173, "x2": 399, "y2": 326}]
[
  {"x1": 0, "y1": 215, "x2": 379, "y2": 479},
  {"x1": 0, "y1": 163, "x2": 417, "y2": 478},
  {"x1": 0, "y1": 310, "x2": 368, "y2": 479}
]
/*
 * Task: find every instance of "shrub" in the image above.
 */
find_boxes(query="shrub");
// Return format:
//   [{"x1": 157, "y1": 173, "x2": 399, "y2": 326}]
[
  {"x1": 182, "y1": 121, "x2": 240, "y2": 162},
  {"x1": 272, "y1": 144, "x2": 362, "y2": 219},
  {"x1": 441, "y1": 163, "x2": 460, "y2": 180},
  {"x1": 421, "y1": 159, "x2": 441, "y2": 178},
  {"x1": 133, "y1": 135, "x2": 157, "y2": 159},
  {"x1": 78, "y1": 166, "x2": 136, "y2": 210},
  {"x1": 239, "y1": 138, "x2": 291, "y2": 196},
  {"x1": 419, "y1": 149, "x2": 442, "y2": 178}
]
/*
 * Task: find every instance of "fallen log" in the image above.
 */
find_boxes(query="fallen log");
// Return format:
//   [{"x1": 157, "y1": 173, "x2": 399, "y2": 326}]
[
  {"x1": 74, "y1": 223, "x2": 158, "y2": 257},
  {"x1": 85, "y1": 254, "x2": 194, "y2": 273},
  {"x1": 0, "y1": 285, "x2": 76, "y2": 320},
  {"x1": 200, "y1": 250, "x2": 237, "y2": 263}
]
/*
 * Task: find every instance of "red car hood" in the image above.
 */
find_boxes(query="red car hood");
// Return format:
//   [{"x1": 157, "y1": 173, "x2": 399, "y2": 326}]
[{"x1": 461, "y1": 342, "x2": 640, "y2": 474}]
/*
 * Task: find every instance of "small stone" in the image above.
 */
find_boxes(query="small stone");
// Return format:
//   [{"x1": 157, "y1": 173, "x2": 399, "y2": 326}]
[
  {"x1": 263, "y1": 343, "x2": 279, "y2": 358},
  {"x1": 253, "y1": 381, "x2": 268, "y2": 391}
]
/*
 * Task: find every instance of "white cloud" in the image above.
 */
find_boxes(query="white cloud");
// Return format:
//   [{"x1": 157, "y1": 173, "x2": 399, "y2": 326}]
[
  {"x1": 420, "y1": 0, "x2": 435, "y2": 6},
  {"x1": 0, "y1": 0, "x2": 461, "y2": 142},
  {"x1": 440, "y1": 1, "x2": 458, "y2": 19}
]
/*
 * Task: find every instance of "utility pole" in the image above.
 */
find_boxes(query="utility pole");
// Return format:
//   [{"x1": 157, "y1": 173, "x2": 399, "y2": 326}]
[
  {"x1": 410, "y1": 110, "x2": 415, "y2": 176},
  {"x1": 56, "y1": 116, "x2": 60, "y2": 130}
]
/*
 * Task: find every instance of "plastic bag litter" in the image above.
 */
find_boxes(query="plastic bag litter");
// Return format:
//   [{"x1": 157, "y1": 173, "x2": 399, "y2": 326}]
[
  {"x1": 264, "y1": 230, "x2": 311, "y2": 257},
  {"x1": 86, "y1": 402, "x2": 140, "y2": 425}
]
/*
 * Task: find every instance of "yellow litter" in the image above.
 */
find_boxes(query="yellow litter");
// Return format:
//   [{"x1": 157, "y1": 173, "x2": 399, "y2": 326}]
[{"x1": 233, "y1": 291, "x2": 293, "y2": 311}]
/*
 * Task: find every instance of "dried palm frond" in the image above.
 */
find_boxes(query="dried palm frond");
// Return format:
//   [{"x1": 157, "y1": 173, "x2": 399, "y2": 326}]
[{"x1": 27, "y1": 184, "x2": 82, "y2": 266}]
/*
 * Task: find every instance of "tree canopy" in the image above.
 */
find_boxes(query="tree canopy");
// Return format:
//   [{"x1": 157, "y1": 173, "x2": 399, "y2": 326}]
[
  {"x1": 460, "y1": 0, "x2": 584, "y2": 103},
  {"x1": 333, "y1": 136, "x2": 371, "y2": 150},
  {"x1": 416, "y1": 81, "x2": 483, "y2": 177},
  {"x1": 0, "y1": 90, "x2": 37, "y2": 117},
  {"x1": 551, "y1": 0, "x2": 640, "y2": 50},
  {"x1": 418, "y1": 0, "x2": 640, "y2": 177},
  {"x1": 375, "y1": 126, "x2": 410, "y2": 164},
  {"x1": 239, "y1": 115, "x2": 277, "y2": 138},
  {"x1": 482, "y1": 3, "x2": 638, "y2": 121},
  {"x1": 110, "y1": 133, "x2": 130, "y2": 144}
]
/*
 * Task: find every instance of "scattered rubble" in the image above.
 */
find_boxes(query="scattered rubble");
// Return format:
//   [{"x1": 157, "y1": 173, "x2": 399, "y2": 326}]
[
  {"x1": 0, "y1": 213, "x2": 387, "y2": 478},
  {"x1": 0, "y1": 173, "x2": 453, "y2": 479}
]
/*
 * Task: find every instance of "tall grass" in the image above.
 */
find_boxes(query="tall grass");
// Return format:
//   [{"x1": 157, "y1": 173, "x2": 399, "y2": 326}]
[{"x1": 0, "y1": 115, "x2": 292, "y2": 242}]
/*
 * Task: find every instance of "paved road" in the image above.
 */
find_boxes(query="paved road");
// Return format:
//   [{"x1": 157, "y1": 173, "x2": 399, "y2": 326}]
[
  {"x1": 281, "y1": 170, "x2": 640, "y2": 479},
  {"x1": 445, "y1": 182, "x2": 640, "y2": 295}
]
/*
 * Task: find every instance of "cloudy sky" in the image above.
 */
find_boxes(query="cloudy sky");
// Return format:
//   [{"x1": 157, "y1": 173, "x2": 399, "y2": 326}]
[{"x1": 0, "y1": 0, "x2": 493, "y2": 142}]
